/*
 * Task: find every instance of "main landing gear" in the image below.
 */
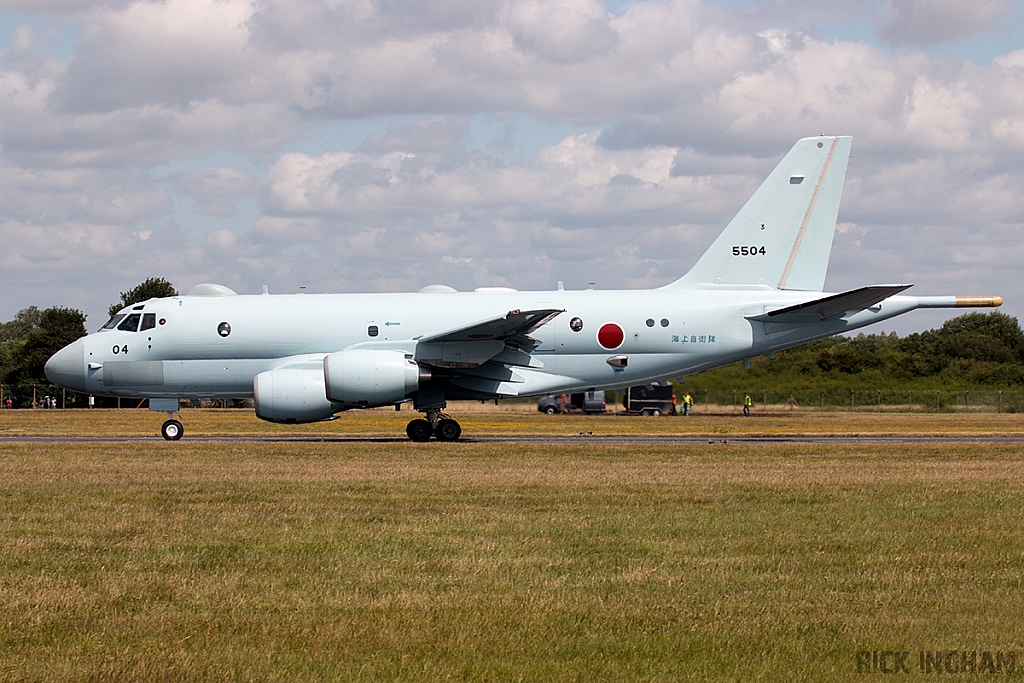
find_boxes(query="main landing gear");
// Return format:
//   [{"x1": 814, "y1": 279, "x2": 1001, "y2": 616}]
[{"x1": 406, "y1": 408, "x2": 462, "y2": 442}]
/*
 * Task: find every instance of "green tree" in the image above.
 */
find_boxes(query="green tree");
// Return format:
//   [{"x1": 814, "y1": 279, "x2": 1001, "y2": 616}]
[
  {"x1": 8, "y1": 307, "x2": 87, "y2": 383},
  {"x1": 109, "y1": 278, "x2": 178, "y2": 317},
  {"x1": 0, "y1": 307, "x2": 44, "y2": 382},
  {"x1": 681, "y1": 311, "x2": 1024, "y2": 395},
  {"x1": 933, "y1": 312, "x2": 1024, "y2": 363},
  {"x1": 815, "y1": 334, "x2": 891, "y2": 374},
  {"x1": 0, "y1": 306, "x2": 42, "y2": 345}
]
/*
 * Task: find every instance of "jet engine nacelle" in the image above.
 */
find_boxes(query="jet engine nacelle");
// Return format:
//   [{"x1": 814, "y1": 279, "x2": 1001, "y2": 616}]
[
  {"x1": 324, "y1": 349, "x2": 421, "y2": 407},
  {"x1": 253, "y1": 366, "x2": 337, "y2": 423}
]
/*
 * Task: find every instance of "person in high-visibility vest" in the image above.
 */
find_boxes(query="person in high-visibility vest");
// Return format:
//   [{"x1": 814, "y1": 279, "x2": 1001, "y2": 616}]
[
  {"x1": 683, "y1": 391, "x2": 693, "y2": 416},
  {"x1": 743, "y1": 392, "x2": 752, "y2": 417}
]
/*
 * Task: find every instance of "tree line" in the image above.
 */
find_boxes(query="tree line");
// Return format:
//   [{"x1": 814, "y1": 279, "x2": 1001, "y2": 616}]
[
  {"x1": 0, "y1": 278, "x2": 176, "y2": 385},
  {"x1": 681, "y1": 311, "x2": 1024, "y2": 394}
]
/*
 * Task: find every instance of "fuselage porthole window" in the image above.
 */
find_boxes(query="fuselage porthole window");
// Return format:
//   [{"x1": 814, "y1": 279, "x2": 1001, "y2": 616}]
[
  {"x1": 117, "y1": 313, "x2": 141, "y2": 332},
  {"x1": 368, "y1": 325, "x2": 379, "y2": 337},
  {"x1": 141, "y1": 313, "x2": 157, "y2": 331},
  {"x1": 102, "y1": 314, "x2": 126, "y2": 330},
  {"x1": 569, "y1": 317, "x2": 584, "y2": 332},
  {"x1": 660, "y1": 318, "x2": 669, "y2": 327}
]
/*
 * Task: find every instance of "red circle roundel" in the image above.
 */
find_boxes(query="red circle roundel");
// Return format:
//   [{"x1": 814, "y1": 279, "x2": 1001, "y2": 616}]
[{"x1": 597, "y1": 322, "x2": 624, "y2": 349}]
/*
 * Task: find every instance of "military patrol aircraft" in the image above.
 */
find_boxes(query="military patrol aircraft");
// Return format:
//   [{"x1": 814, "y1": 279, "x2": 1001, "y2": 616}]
[{"x1": 45, "y1": 136, "x2": 1001, "y2": 441}]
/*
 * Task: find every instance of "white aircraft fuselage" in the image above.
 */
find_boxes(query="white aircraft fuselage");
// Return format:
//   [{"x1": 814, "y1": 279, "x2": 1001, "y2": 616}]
[
  {"x1": 44, "y1": 136, "x2": 1002, "y2": 440},
  {"x1": 54, "y1": 287, "x2": 945, "y2": 399}
]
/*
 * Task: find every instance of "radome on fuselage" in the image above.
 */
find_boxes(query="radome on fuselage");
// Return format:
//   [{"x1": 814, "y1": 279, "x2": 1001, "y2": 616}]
[{"x1": 45, "y1": 136, "x2": 1002, "y2": 441}]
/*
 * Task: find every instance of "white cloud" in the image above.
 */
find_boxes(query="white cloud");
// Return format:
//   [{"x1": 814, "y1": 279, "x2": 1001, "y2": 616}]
[
  {"x1": 0, "y1": 165, "x2": 168, "y2": 223},
  {"x1": 877, "y1": 0, "x2": 1010, "y2": 47},
  {"x1": 262, "y1": 133, "x2": 695, "y2": 227},
  {"x1": 171, "y1": 167, "x2": 257, "y2": 217},
  {"x1": 205, "y1": 228, "x2": 238, "y2": 253},
  {"x1": 357, "y1": 117, "x2": 471, "y2": 154},
  {"x1": 55, "y1": 0, "x2": 258, "y2": 113},
  {"x1": 504, "y1": 0, "x2": 617, "y2": 63}
]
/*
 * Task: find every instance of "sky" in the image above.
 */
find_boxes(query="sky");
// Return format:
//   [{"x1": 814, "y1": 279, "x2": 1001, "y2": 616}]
[{"x1": 1, "y1": 0, "x2": 1023, "y2": 336}]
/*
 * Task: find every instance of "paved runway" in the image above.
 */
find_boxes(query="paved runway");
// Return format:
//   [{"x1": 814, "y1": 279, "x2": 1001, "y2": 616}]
[{"x1": 3, "y1": 434, "x2": 1023, "y2": 444}]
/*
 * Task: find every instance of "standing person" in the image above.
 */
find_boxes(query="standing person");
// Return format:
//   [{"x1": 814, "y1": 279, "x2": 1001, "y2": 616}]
[
  {"x1": 743, "y1": 393, "x2": 752, "y2": 417},
  {"x1": 683, "y1": 391, "x2": 693, "y2": 416}
]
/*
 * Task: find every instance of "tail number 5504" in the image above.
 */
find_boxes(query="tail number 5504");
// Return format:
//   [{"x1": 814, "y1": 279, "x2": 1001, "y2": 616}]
[{"x1": 732, "y1": 246, "x2": 766, "y2": 256}]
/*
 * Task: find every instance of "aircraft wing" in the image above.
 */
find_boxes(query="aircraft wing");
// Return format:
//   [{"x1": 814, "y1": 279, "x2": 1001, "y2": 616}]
[
  {"x1": 417, "y1": 308, "x2": 563, "y2": 344},
  {"x1": 413, "y1": 308, "x2": 562, "y2": 373},
  {"x1": 748, "y1": 285, "x2": 912, "y2": 323}
]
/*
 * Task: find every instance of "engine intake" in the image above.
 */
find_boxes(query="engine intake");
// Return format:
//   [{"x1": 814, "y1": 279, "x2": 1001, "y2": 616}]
[{"x1": 253, "y1": 366, "x2": 336, "y2": 423}]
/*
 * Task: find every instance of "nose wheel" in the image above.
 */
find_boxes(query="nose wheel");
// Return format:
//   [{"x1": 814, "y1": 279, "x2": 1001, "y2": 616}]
[{"x1": 161, "y1": 418, "x2": 184, "y2": 441}]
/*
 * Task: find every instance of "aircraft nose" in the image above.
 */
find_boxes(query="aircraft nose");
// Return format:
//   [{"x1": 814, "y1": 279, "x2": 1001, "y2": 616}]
[{"x1": 44, "y1": 340, "x2": 86, "y2": 392}]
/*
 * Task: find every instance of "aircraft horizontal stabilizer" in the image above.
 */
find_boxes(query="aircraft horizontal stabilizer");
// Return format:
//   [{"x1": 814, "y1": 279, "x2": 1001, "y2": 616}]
[{"x1": 747, "y1": 285, "x2": 912, "y2": 323}]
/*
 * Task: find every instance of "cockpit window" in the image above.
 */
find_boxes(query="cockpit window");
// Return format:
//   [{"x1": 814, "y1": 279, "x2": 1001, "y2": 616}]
[
  {"x1": 140, "y1": 313, "x2": 156, "y2": 331},
  {"x1": 117, "y1": 313, "x2": 141, "y2": 332},
  {"x1": 101, "y1": 314, "x2": 126, "y2": 330}
]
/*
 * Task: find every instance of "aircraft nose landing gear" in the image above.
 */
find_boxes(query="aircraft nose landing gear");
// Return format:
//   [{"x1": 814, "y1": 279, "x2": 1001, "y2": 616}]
[
  {"x1": 161, "y1": 417, "x2": 184, "y2": 441},
  {"x1": 150, "y1": 399, "x2": 185, "y2": 441},
  {"x1": 405, "y1": 408, "x2": 461, "y2": 442}
]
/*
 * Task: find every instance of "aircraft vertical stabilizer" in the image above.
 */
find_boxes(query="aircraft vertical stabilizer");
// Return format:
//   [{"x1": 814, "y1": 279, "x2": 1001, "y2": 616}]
[{"x1": 668, "y1": 135, "x2": 852, "y2": 291}]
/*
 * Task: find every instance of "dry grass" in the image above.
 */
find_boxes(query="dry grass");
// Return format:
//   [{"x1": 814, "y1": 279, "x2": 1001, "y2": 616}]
[
  {"x1": 1, "y1": 440, "x2": 1023, "y2": 681},
  {"x1": 1, "y1": 405, "x2": 1023, "y2": 438}
]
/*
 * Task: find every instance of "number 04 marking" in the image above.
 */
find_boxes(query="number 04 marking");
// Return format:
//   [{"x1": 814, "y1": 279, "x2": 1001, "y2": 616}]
[{"x1": 732, "y1": 246, "x2": 766, "y2": 256}]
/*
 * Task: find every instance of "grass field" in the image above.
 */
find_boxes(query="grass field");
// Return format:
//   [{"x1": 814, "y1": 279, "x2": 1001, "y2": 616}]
[
  {"x1": 1, "y1": 412, "x2": 1023, "y2": 681},
  {"x1": 2, "y1": 405, "x2": 1023, "y2": 438}
]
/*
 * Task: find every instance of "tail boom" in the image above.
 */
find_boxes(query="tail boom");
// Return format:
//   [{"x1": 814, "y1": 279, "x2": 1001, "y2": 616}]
[{"x1": 916, "y1": 295, "x2": 1004, "y2": 308}]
